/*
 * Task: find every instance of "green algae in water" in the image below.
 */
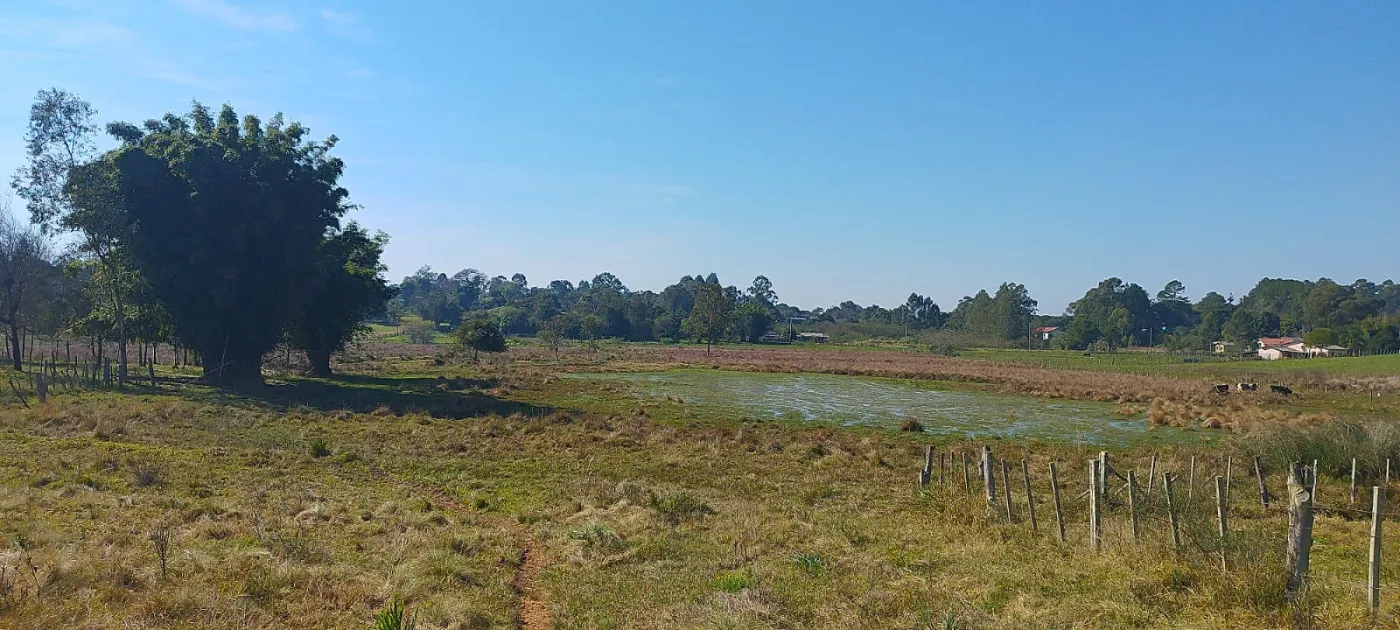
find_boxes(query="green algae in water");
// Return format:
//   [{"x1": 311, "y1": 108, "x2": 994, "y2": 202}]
[{"x1": 569, "y1": 370, "x2": 1203, "y2": 447}]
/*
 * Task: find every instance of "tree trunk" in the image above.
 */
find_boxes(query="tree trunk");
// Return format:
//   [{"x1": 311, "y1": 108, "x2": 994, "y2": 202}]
[
  {"x1": 114, "y1": 296, "x2": 128, "y2": 387},
  {"x1": 306, "y1": 349, "x2": 333, "y2": 378},
  {"x1": 202, "y1": 351, "x2": 263, "y2": 386},
  {"x1": 8, "y1": 322, "x2": 21, "y2": 371}
]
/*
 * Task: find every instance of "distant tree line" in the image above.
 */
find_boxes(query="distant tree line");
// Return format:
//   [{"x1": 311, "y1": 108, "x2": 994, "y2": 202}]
[
  {"x1": 1058, "y1": 277, "x2": 1400, "y2": 353},
  {"x1": 4, "y1": 88, "x2": 393, "y2": 384},
  {"x1": 393, "y1": 266, "x2": 1400, "y2": 355}
]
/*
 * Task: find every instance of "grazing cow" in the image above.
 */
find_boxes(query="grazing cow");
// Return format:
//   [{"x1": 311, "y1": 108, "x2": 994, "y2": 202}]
[
  {"x1": 1236, "y1": 383, "x2": 1259, "y2": 392},
  {"x1": 1270, "y1": 385, "x2": 1293, "y2": 395},
  {"x1": 1213, "y1": 384, "x2": 1230, "y2": 395}
]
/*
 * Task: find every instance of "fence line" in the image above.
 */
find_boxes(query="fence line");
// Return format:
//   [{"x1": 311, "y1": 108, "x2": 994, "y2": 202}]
[{"x1": 916, "y1": 446, "x2": 1397, "y2": 610}]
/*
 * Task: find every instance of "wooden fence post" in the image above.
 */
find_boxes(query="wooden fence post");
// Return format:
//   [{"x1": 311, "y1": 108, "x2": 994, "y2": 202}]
[
  {"x1": 1001, "y1": 459, "x2": 1014, "y2": 521},
  {"x1": 1352, "y1": 458, "x2": 1359, "y2": 505},
  {"x1": 920, "y1": 447, "x2": 933, "y2": 489},
  {"x1": 962, "y1": 451, "x2": 971, "y2": 496},
  {"x1": 1098, "y1": 451, "x2": 1109, "y2": 496},
  {"x1": 1146, "y1": 454, "x2": 1157, "y2": 498},
  {"x1": 1090, "y1": 459, "x2": 1102, "y2": 552},
  {"x1": 939, "y1": 452, "x2": 946, "y2": 486},
  {"x1": 1255, "y1": 456, "x2": 1270, "y2": 509},
  {"x1": 148, "y1": 362, "x2": 156, "y2": 388},
  {"x1": 1128, "y1": 470, "x2": 1140, "y2": 541},
  {"x1": 35, "y1": 374, "x2": 47, "y2": 403},
  {"x1": 1286, "y1": 462, "x2": 1314, "y2": 599},
  {"x1": 1022, "y1": 459, "x2": 1037, "y2": 535},
  {"x1": 1369, "y1": 485, "x2": 1383, "y2": 612},
  {"x1": 1215, "y1": 476, "x2": 1228, "y2": 570},
  {"x1": 1164, "y1": 472, "x2": 1181, "y2": 551},
  {"x1": 1310, "y1": 459, "x2": 1319, "y2": 504},
  {"x1": 1225, "y1": 456, "x2": 1233, "y2": 506},
  {"x1": 1188, "y1": 455, "x2": 1196, "y2": 503},
  {"x1": 1049, "y1": 461, "x2": 1066, "y2": 543},
  {"x1": 982, "y1": 446, "x2": 996, "y2": 514}
]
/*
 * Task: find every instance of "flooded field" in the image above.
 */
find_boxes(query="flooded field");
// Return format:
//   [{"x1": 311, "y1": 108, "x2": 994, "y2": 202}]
[{"x1": 570, "y1": 369, "x2": 1204, "y2": 446}]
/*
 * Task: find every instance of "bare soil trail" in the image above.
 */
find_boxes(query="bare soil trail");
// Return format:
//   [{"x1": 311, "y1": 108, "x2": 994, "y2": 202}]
[{"x1": 365, "y1": 461, "x2": 551, "y2": 629}]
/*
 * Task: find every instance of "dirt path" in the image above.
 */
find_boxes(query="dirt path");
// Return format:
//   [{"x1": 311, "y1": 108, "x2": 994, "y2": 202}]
[{"x1": 365, "y1": 462, "x2": 551, "y2": 629}]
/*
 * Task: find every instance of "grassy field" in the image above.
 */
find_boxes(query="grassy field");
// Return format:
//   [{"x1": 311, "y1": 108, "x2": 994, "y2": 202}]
[{"x1": 2, "y1": 343, "x2": 1400, "y2": 628}]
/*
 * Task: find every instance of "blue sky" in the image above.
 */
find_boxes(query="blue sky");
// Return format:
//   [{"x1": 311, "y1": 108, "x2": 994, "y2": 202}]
[{"x1": 2, "y1": 1, "x2": 1397, "y2": 313}]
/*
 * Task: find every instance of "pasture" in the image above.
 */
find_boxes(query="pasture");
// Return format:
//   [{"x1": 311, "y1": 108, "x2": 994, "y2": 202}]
[{"x1": 2, "y1": 341, "x2": 1399, "y2": 628}]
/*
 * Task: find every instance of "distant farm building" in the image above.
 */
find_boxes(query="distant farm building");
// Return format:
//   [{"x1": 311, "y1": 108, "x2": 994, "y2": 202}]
[
  {"x1": 1256, "y1": 336, "x2": 1350, "y2": 360},
  {"x1": 1212, "y1": 341, "x2": 1236, "y2": 354},
  {"x1": 795, "y1": 332, "x2": 830, "y2": 343},
  {"x1": 1033, "y1": 326, "x2": 1063, "y2": 341}
]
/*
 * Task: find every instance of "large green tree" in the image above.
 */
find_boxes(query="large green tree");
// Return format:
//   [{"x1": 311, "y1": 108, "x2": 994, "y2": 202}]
[
  {"x1": 13, "y1": 88, "x2": 141, "y2": 383},
  {"x1": 684, "y1": 280, "x2": 733, "y2": 355},
  {"x1": 101, "y1": 103, "x2": 352, "y2": 384},
  {"x1": 289, "y1": 223, "x2": 396, "y2": 377}
]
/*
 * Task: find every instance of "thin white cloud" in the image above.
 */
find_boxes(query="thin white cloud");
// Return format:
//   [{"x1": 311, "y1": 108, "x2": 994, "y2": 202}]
[
  {"x1": 0, "y1": 14, "x2": 218, "y2": 90},
  {"x1": 0, "y1": 17, "x2": 139, "y2": 53},
  {"x1": 319, "y1": 7, "x2": 375, "y2": 42},
  {"x1": 173, "y1": 0, "x2": 297, "y2": 31}
]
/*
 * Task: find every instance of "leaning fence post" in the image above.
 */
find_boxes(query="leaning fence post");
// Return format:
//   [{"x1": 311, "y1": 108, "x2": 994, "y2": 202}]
[
  {"x1": 1286, "y1": 462, "x2": 1314, "y2": 599},
  {"x1": 982, "y1": 446, "x2": 996, "y2": 514},
  {"x1": 1128, "y1": 470, "x2": 1140, "y2": 541},
  {"x1": 1225, "y1": 456, "x2": 1233, "y2": 506},
  {"x1": 1164, "y1": 472, "x2": 1181, "y2": 551},
  {"x1": 1188, "y1": 455, "x2": 1196, "y2": 503},
  {"x1": 1049, "y1": 461, "x2": 1066, "y2": 543},
  {"x1": 1369, "y1": 485, "x2": 1383, "y2": 612},
  {"x1": 1146, "y1": 454, "x2": 1157, "y2": 498},
  {"x1": 1090, "y1": 459, "x2": 1102, "y2": 552},
  {"x1": 1255, "y1": 456, "x2": 1270, "y2": 509},
  {"x1": 1022, "y1": 459, "x2": 1038, "y2": 535},
  {"x1": 1001, "y1": 459, "x2": 1015, "y2": 521},
  {"x1": 1215, "y1": 475, "x2": 1229, "y2": 570}
]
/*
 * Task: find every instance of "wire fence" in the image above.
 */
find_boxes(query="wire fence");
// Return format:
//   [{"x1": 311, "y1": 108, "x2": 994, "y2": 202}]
[{"x1": 916, "y1": 446, "x2": 1391, "y2": 611}]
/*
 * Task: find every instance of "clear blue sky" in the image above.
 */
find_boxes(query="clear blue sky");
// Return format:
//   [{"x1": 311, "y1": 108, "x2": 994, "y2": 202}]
[{"x1": 2, "y1": 1, "x2": 1397, "y2": 313}]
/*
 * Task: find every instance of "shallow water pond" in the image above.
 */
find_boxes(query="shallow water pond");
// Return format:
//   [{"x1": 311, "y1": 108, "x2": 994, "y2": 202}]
[{"x1": 569, "y1": 369, "x2": 1204, "y2": 447}]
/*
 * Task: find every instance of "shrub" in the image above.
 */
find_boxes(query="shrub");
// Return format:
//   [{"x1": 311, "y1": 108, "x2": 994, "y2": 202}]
[
  {"x1": 402, "y1": 321, "x2": 436, "y2": 345},
  {"x1": 374, "y1": 598, "x2": 418, "y2": 630},
  {"x1": 309, "y1": 437, "x2": 331, "y2": 458},
  {"x1": 713, "y1": 569, "x2": 751, "y2": 593},
  {"x1": 568, "y1": 525, "x2": 627, "y2": 552},
  {"x1": 131, "y1": 463, "x2": 165, "y2": 488},
  {"x1": 793, "y1": 552, "x2": 825, "y2": 576},
  {"x1": 648, "y1": 491, "x2": 714, "y2": 526},
  {"x1": 900, "y1": 418, "x2": 925, "y2": 432}
]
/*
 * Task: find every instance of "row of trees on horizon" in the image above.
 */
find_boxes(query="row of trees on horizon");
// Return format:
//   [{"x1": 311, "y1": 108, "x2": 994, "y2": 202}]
[{"x1": 393, "y1": 266, "x2": 1400, "y2": 354}]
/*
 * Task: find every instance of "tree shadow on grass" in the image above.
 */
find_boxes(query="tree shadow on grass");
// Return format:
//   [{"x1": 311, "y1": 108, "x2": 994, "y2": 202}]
[{"x1": 186, "y1": 373, "x2": 552, "y2": 420}]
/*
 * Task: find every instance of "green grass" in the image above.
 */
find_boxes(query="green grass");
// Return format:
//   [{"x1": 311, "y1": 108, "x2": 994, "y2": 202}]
[{"x1": 2, "y1": 350, "x2": 1398, "y2": 628}]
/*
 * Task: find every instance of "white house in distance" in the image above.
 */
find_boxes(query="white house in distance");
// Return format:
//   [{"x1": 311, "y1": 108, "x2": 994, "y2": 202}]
[
  {"x1": 1256, "y1": 336, "x2": 1350, "y2": 360},
  {"x1": 1033, "y1": 326, "x2": 1063, "y2": 342}
]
